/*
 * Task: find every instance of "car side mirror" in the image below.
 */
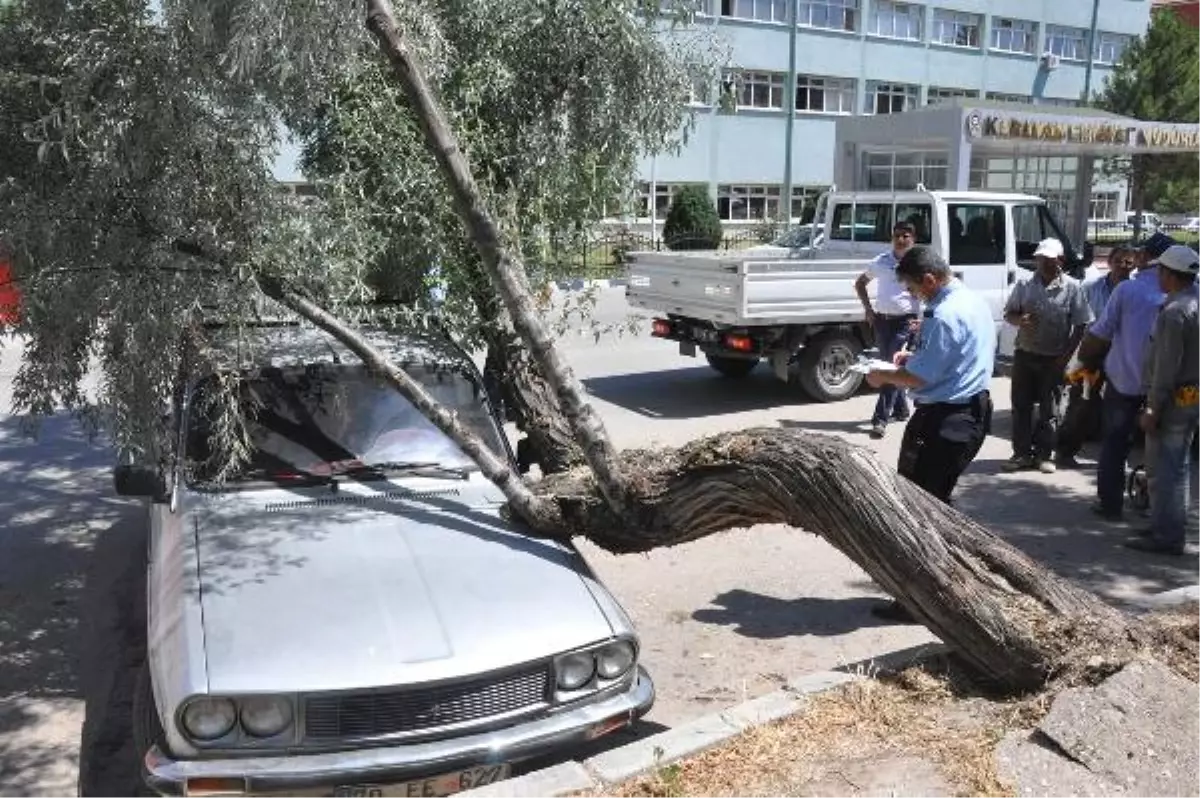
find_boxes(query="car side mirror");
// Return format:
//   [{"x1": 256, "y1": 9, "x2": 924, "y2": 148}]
[{"x1": 114, "y1": 464, "x2": 168, "y2": 500}]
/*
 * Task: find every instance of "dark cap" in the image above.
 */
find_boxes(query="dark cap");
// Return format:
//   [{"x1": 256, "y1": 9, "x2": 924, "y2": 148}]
[
  {"x1": 895, "y1": 245, "x2": 949, "y2": 279},
  {"x1": 1138, "y1": 232, "x2": 1177, "y2": 259}
]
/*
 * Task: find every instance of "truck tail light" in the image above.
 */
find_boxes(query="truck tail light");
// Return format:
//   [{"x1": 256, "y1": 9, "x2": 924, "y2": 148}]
[
  {"x1": 651, "y1": 319, "x2": 672, "y2": 337},
  {"x1": 724, "y1": 334, "x2": 753, "y2": 352}
]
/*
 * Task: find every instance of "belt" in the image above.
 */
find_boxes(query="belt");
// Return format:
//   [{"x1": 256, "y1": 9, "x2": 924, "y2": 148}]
[
  {"x1": 916, "y1": 390, "x2": 990, "y2": 411},
  {"x1": 877, "y1": 312, "x2": 918, "y2": 320}
]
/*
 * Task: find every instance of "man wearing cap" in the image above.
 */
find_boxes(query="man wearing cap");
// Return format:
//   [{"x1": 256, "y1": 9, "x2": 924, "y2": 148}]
[
  {"x1": 1001, "y1": 238, "x2": 1093, "y2": 474},
  {"x1": 1055, "y1": 245, "x2": 1138, "y2": 467},
  {"x1": 1078, "y1": 233, "x2": 1176, "y2": 520},
  {"x1": 1127, "y1": 244, "x2": 1199, "y2": 555},
  {"x1": 854, "y1": 221, "x2": 919, "y2": 439}
]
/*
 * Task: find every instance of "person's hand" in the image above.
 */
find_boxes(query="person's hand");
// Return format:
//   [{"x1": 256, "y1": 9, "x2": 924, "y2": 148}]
[
  {"x1": 1018, "y1": 313, "x2": 1037, "y2": 329},
  {"x1": 865, "y1": 370, "x2": 889, "y2": 389},
  {"x1": 1138, "y1": 408, "x2": 1158, "y2": 434},
  {"x1": 893, "y1": 350, "x2": 912, "y2": 367}
]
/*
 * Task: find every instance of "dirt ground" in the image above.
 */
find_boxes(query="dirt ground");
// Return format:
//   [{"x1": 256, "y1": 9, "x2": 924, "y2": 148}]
[{"x1": 592, "y1": 660, "x2": 1028, "y2": 798}]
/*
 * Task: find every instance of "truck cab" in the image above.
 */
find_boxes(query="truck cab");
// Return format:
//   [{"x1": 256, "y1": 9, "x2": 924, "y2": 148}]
[{"x1": 625, "y1": 189, "x2": 1095, "y2": 402}]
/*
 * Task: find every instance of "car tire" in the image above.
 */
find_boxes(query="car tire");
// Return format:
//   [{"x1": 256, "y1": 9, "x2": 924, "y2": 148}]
[
  {"x1": 705, "y1": 354, "x2": 760, "y2": 378},
  {"x1": 131, "y1": 663, "x2": 165, "y2": 796},
  {"x1": 796, "y1": 332, "x2": 863, "y2": 402}
]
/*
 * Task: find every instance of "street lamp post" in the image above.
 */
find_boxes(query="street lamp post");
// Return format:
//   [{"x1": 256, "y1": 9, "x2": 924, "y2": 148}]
[
  {"x1": 781, "y1": 0, "x2": 799, "y2": 227},
  {"x1": 1082, "y1": 0, "x2": 1101, "y2": 103}
]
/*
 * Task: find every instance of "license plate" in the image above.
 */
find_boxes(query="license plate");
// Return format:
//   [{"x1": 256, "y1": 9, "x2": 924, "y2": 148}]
[{"x1": 332, "y1": 764, "x2": 510, "y2": 798}]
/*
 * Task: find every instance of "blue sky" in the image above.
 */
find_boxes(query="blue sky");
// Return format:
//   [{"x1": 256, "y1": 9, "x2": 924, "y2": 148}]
[{"x1": 148, "y1": 0, "x2": 303, "y2": 182}]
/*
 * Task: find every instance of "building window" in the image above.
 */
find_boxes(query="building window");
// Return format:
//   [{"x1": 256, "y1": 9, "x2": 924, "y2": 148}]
[
  {"x1": 1094, "y1": 32, "x2": 1130, "y2": 65},
  {"x1": 1038, "y1": 96, "x2": 1080, "y2": 108},
  {"x1": 990, "y1": 17, "x2": 1037, "y2": 55},
  {"x1": 986, "y1": 91, "x2": 1030, "y2": 103},
  {"x1": 637, "y1": 182, "x2": 704, "y2": 220},
  {"x1": 865, "y1": 81, "x2": 919, "y2": 114},
  {"x1": 737, "y1": 71, "x2": 786, "y2": 109},
  {"x1": 862, "y1": 151, "x2": 950, "y2": 192},
  {"x1": 795, "y1": 74, "x2": 856, "y2": 114},
  {"x1": 931, "y1": 9, "x2": 981, "y2": 48},
  {"x1": 1090, "y1": 192, "x2": 1120, "y2": 221},
  {"x1": 797, "y1": 0, "x2": 857, "y2": 32},
  {"x1": 720, "y1": 0, "x2": 789, "y2": 23},
  {"x1": 927, "y1": 86, "x2": 979, "y2": 105},
  {"x1": 718, "y1": 184, "x2": 782, "y2": 221},
  {"x1": 868, "y1": 0, "x2": 921, "y2": 39},
  {"x1": 1046, "y1": 25, "x2": 1087, "y2": 61}
]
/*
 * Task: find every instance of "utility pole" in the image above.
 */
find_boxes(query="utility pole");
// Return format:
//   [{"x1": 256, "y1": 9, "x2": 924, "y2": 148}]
[
  {"x1": 1082, "y1": 0, "x2": 1101, "y2": 104},
  {"x1": 781, "y1": 0, "x2": 799, "y2": 227},
  {"x1": 707, "y1": 2, "x2": 722, "y2": 208}
]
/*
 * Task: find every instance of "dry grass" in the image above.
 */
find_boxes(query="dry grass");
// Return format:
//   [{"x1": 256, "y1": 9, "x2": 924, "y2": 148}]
[{"x1": 593, "y1": 659, "x2": 1024, "y2": 798}]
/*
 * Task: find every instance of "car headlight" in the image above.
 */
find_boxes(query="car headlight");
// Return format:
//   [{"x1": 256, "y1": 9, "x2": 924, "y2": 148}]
[
  {"x1": 239, "y1": 695, "x2": 294, "y2": 738},
  {"x1": 596, "y1": 640, "x2": 636, "y2": 680},
  {"x1": 556, "y1": 652, "x2": 596, "y2": 690},
  {"x1": 181, "y1": 697, "x2": 237, "y2": 741}
]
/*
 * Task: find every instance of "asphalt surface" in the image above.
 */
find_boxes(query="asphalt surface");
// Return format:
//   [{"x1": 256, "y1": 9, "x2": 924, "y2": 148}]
[{"x1": 0, "y1": 287, "x2": 1196, "y2": 795}]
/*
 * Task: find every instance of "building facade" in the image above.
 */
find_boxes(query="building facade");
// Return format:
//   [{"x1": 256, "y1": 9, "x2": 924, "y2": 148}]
[{"x1": 630, "y1": 0, "x2": 1153, "y2": 229}]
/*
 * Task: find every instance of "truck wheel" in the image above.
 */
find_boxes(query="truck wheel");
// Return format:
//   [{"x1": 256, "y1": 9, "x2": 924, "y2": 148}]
[
  {"x1": 796, "y1": 332, "x2": 863, "y2": 402},
  {"x1": 705, "y1": 354, "x2": 759, "y2": 378},
  {"x1": 131, "y1": 663, "x2": 165, "y2": 796}
]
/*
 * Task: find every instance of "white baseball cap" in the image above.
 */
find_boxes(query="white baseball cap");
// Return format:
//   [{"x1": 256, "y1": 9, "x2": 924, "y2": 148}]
[
  {"x1": 1034, "y1": 238, "x2": 1065, "y2": 259},
  {"x1": 1152, "y1": 244, "x2": 1200, "y2": 275}
]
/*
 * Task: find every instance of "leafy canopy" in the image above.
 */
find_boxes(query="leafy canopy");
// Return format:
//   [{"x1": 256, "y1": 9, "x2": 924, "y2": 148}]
[{"x1": 0, "y1": 0, "x2": 721, "y2": 461}]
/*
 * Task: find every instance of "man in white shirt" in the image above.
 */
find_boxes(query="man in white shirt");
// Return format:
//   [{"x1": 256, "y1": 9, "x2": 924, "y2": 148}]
[{"x1": 855, "y1": 220, "x2": 920, "y2": 438}]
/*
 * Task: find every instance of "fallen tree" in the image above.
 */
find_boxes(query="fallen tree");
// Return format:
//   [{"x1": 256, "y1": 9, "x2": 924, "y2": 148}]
[{"x1": 351, "y1": 0, "x2": 1190, "y2": 694}]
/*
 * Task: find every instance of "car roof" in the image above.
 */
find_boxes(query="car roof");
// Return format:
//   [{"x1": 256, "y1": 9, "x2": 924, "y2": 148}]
[{"x1": 199, "y1": 323, "x2": 479, "y2": 380}]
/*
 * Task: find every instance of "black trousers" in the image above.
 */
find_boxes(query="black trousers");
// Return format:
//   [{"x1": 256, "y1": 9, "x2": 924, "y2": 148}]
[
  {"x1": 1056, "y1": 371, "x2": 1106, "y2": 459},
  {"x1": 898, "y1": 391, "x2": 993, "y2": 503},
  {"x1": 1011, "y1": 349, "x2": 1064, "y2": 460}
]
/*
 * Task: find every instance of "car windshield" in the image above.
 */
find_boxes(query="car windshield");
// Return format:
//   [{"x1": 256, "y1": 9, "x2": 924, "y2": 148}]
[
  {"x1": 184, "y1": 364, "x2": 506, "y2": 485},
  {"x1": 771, "y1": 227, "x2": 818, "y2": 248}
]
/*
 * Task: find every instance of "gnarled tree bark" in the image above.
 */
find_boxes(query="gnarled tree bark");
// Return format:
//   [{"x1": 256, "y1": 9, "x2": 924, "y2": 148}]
[{"x1": 529, "y1": 428, "x2": 1147, "y2": 693}]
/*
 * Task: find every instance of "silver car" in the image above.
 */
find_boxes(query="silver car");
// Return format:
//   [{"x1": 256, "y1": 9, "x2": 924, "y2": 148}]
[{"x1": 115, "y1": 325, "x2": 654, "y2": 797}]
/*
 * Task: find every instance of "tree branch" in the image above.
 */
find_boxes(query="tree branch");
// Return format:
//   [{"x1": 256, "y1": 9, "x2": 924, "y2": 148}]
[
  {"x1": 362, "y1": 0, "x2": 639, "y2": 525},
  {"x1": 255, "y1": 274, "x2": 567, "y2": 535}
]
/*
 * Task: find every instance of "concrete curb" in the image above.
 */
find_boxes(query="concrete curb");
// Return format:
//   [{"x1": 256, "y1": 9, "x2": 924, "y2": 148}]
[{"x1": 459, "y1": 642, "x2": 944, "y2": 798}]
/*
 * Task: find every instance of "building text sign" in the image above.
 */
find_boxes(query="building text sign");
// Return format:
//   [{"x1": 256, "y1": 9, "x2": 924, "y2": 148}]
[{"x1": 966, "y1": 111, "x2": 1200, "y2": 150}]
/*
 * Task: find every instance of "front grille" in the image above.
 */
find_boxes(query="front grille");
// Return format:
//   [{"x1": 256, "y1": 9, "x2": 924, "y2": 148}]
[{"x1": 303, "y1": 664, "x2": 551, "y2": 741}]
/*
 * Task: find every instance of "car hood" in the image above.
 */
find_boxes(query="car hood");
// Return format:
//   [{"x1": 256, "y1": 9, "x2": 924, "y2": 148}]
[{"x1": 188, "y1": 476, "x2": 614, "y2": 694}]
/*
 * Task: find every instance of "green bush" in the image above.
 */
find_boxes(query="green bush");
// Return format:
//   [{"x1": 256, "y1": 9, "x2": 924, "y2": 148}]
[{"x1": 663, "y1": 185, "x2": 723, "y2": 251}]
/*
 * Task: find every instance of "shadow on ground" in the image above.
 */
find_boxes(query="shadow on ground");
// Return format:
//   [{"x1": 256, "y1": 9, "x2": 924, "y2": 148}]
[
  {"x1": 583, "y1": 367, "x2": 821, "y2": 419},
  {"x1": 953, "y1": 467, "x2": 1198, "y2": 604},
  {"x1": 0, "y1": 412, "x2": 137, "y2": 796},
  {"x1": 691, "y1": 590, "x2": 889, "y2": 639}
]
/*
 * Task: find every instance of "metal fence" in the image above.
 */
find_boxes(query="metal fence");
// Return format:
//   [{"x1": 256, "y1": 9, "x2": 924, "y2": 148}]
[
  {"x1": 531, "y1": 228, "x2": 767, "y2": 282},
  {"x1": 1084, "y1": 221, "x2": 1199, "y2": 246}
]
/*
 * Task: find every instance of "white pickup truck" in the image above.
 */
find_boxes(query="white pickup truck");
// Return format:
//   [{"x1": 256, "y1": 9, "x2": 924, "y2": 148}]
[{"x1": 625, "y1": 189, "x2": 1098, "y2": 402}]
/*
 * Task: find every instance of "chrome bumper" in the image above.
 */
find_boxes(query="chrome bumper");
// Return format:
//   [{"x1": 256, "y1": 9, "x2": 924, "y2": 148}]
[{"x1": 143, "y1": 668, "x2": 654, "y2": 796}]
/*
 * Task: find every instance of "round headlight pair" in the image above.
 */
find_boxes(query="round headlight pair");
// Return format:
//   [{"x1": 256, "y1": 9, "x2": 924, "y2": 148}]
[
  {"x1": 557, "y1": 641, "x2": 636, "y2": 691},
  {"x1": 180, "y1": 695, "x2": 293, "y2": 741}
]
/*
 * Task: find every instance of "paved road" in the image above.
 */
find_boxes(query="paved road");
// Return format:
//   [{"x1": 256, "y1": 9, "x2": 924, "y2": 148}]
[{"x1": 0, "y1": 290, "x2": 1196, "y2": 795}]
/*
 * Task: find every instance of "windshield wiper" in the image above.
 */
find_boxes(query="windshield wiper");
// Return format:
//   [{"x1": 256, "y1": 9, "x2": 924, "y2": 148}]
[{"x1": 329, "y1": 460, "x2": 477, "y2": 480}]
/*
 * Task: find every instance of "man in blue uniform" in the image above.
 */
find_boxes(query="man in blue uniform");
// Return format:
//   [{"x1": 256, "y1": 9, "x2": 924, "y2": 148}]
[{"x1": 867, "y1": 246, "x2": 997, "y2": 504}]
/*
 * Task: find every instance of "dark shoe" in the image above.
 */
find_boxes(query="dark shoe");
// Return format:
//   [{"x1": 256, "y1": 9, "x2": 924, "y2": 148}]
[
  {"x1": 892, "y1": 410, "x2": 910, "y2": 423},
  {"x1": 1002, "y1": 456, "x2": 1035, "y2": 473},
  {"x1": 1124, "y1": 538, "x2": 1186, "y2": 556},
  {"x1": 870, "y1": 422, "x2": 886, "y2": 439},
  {"x1": 1091, "y1": 501, "x2": 1124, "y2": 521}
]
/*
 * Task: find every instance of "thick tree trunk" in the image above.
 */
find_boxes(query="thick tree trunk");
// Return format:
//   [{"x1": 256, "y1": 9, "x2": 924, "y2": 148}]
[
  {"x1": 530, "y1": 428, "x2": 1145, "y2": 693},
  {"x1": 363, "y1": 0, "x2": 637, "y2": 522},
  {"x1": 256, "y1": 275, "x2": 563, "y2": 529}
]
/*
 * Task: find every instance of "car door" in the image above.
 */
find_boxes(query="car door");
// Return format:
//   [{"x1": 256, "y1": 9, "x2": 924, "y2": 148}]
[{"x1": 945, "y1": 201, "x2": 1009, "y2": 353}]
